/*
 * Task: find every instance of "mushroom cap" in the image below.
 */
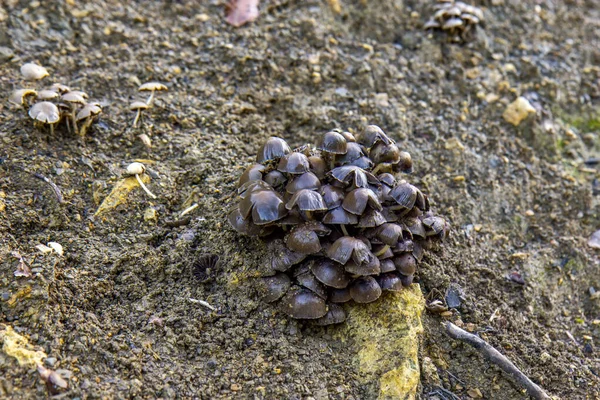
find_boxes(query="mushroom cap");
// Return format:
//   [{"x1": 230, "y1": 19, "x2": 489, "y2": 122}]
[
  {"x1": 315, "y1": 304, "x2": 347, "y2": 326},
  {"x1": 280, "y1": 286, "x2": 328, "y2": 319},
  {"x1": 320, "y1": 185, "x2": 345, "y2": 210},
  {"x1": 295, "y1": 268, "x2": 328, "y2": 299},
  {"x1": 369, "y1": 142, "x2": 401, "y2": 165},
  {"x1": 357, "y1": 208, "x2": 387, "y2": 228},
  {"x1": 308, "y1": 155, "x2": 327, "y2": 179},
  {"x1": 422, "y1": 216, "x2": 447, "y2": 236},
  {"x1": 126, "y1": 162, "x2": 146, "y2": 175},
  {"x1": 378, "y1": 272, "x2": 404, "y2": 292},
  {"x1": 394, "y1": 253, "x2": 417, "y2": 276},
  {"x1": 238, "y1": 180, "x2": 272, "y2": 198},
  {"x1": 28, "y1": 101, "x2": 60, "y2": 124},
  {"x1": 76, "y1": 103, "x2": 103, "y2": 121},
  {"x1": 263, "y1": 170, "x2": 287, "y2": 189},
  {"x1": 327, "y1": 236, "x2": 373, "y2": 266},
  {"x1": 461, "y1": 13, "x2": 480, "y2": 25},
  {"x1": 259, "y1": 273, "x2": 291, "y2": 302},
  {"x1": 329, "y1": 287, "x2": 352, "y2": 303},
  {"x1": 227, "y1": 207, "x2": 267, "y2": 236},
  {"x1": 379, "y1": 259, "x2": 396, "y2": 273},
  {"x1": 317, "y1": 131, "x2": 348, "y2": 154},
  {"x1": 377, "y1": 223, "x2": 404, "y2": 246},
  {"x1": 69, "y1": 90, "x2": 89, "y2": 99},
  {"x1": 61, "y1": 92, "x2": 86, "y2": 104},
  {"x1": 278, "y1": 152, "x2": 310, "y2": 174},
  {"x1": 130, "y1": 101, "x2": 149, "y2": 110},
  {"x1": 395, "y1": 151, "x2": 413, "y2": 173},
  {"x1": 193, "y1": 254, "x2": 220, "y2": 282},
  {"x1": 310, "y1": 259, "x2": 351, "y2": 289},
  {"x1": 256, "y1": 137, "x2": 291, "y2": 163},
  {"x1": 48, "y1": 83, "x2": 71, "y2": 93},
  {"x1": 344, "y1": 255, "x2": 381, "y2": 276},
  {"x1": 405, "y1": 217, "x2": 426, "y2": 238},
  {"x1": 443, "y1": 17, "x2": 464, "y2": 29},
  {"x1": 21, "y1": 63, "x2": 49, "y2": 80},
  {"x1": 342, "y1": 188, "x2": 382, "y2": 215},
  {"x1": 36, "y1": 89, "x2": 59, "y2": 101},
  {"x1": 9, "y1": 89, "x2": 37, "y2": 106},
  {"x1": 337, "y1": 142, "x2": 368, "y2": 165},
  {"x1": 359, "y1": 125, "x2": 394, "y2": 147},
  {"x1": 424, "y1": 19, "x2": 441, "y2": 29},
  {"x1": 238, "y1": 164, "x2": 265, "y2": 188},
  {"x1": 389, "y1": 182, "x2": 418, "y2": 210},
  {"x1": 286, "y1": 225, "x2": 322, "y2": 254},
  {"x1": 268, "y1": 239, "x2": 307, "y2": 272},
  {"x1": 329, "y1": 165, "x2": 379, "y2": 189},
  {"x1": 322, "y1": 206, "x2": 358, "y2": 225},
  {"x1": 139, "y1": 82, "x2": 168, "y2": 92},
  {"x1": 286, "y1": 172, "x2": 321, "y2": 194},
  {"x1": 349, "y1": 276, "x2": 382, "y2": 303},
  {"x1": 239, "y1": 189, "x2": 287, "y2": 226},
  {"x1": 285, "y1": 189, "x2": 327, "y2": 212}
]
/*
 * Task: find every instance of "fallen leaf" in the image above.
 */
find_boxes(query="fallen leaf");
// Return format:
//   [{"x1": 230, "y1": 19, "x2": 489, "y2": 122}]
[
  {"x1": 11, "y1": 251, "x2": 32, "y2": 278},
  {"x1": 226, "y1": 0, "x2": 260, "y2": 27},
  {"x1": 37, "y1": 364, "x2": 68, "y2": 389}
]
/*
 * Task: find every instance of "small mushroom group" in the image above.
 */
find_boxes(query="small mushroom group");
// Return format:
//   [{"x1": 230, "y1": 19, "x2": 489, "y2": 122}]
[
  {"x1": 424, "y1": 0, "x2": 485, "y2": 43},
  {"x1": 130, "y1": 82, "x2": 167, "y2": 128},
  {"x1": 229, "y1": 126, "x2": 449, "y2": 325},
  {"x1": 9, "y1": 63, "x2": 103, "y2": 136}
]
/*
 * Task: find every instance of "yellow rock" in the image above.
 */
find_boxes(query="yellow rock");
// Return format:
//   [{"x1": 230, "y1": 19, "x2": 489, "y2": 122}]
[
  {"x1": 0, "y1": 325, "x2": 47, "y2": 367},
  {"x1": 503, "y1": 97, "x2": 536, "y2": 126},
  {"x1": 339, "y1": 284, "x2": 425, "y2": 400}
]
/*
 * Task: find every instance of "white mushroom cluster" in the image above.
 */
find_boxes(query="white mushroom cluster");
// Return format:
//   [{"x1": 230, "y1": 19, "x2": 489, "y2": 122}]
[
  {"x1": 424, "y1": 0, "x2": 485, "y2": 43},
  {"x1": 9, "y1": 63, "x2": 103, "y2": 136}
]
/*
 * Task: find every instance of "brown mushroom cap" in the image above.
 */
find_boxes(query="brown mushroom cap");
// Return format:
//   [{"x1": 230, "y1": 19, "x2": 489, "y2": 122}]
[
  {"x1": 286, "y1": 224, "x2": 322, "y2": 254},
  {"x1": 310, "y1": 259, "x2": 351, "y2": 289},
  {"x1": 349, "y1": 276, "x2": 382, "y2": 303},
  {"x1": 317, "y1": 131, "x2": 348, "y2": 154},
  {"x1": 139, "y1": 82, "x2": 168, "y2": 92},
  {"x1": 278, "y1": 152, "x2": 310, "y2": 174},
  {"x1": 329, "y1": 165, "x2": 379, "y2": 189},
  {"x1": 256, "y1": 137, "x2": 291, "y2": 163},
  {"x1": 327, "y1": 236, "x2": 373, "y2": 266},
  {"x1": 378, "y1": 272, "x2": 404, "y2": 292},
  {"x1": 29, "y1": 101, "x2": 60, "y2": 124},
  {"x1": 285, "y1": 189, "x2": 327, "y2": 212},
  {"x1": 9, "y1": 89, "x2": 37, "y2": 106},
  {"x1": 377, "y1": 223, "x2": 404, "y2": 246},
  {"x1": 369, "y1": 142, "x2": 401, "y2": 165},
  {"x1": 238, "y1": 164, "x2": 265, "y2": 187},
  {"x1": 422, "y1": 216, "x2": 446, "y2": 236},
  {"x1": 239, "y1": 189, "x2": 287, "y2": 225},
  {"x1": 280, "y1": 286, "x2": 328, "y2": 319},
  {"x1": 405, "y1": 217, "x2": 426, "y2": 238},
  {"x1": 268, "y1": 239, "x2": 307, "y2": 272},
  {"x1": 295, "y1": 268, "x2": 328, "y2": 299},
  {"x1": 320, "y1": 185, "x2": 345, "y2": 210},
  {"x1": 263, "y1": 170, "x2": 287, "y2": 189},
  {"x1": 322, "y1": 206, "x2": 359, "y2": 225},
  {"x1": 337, "y1": 142, "x2": 368, "y2": 165},
  {"x1": 308, "y1": 155, "x2": 327, "y2": 179},
  {"x1": 286, "y1": 172, "x2": 321, "y2": 194},
  {"x1": 260, "y1": 273, "x2": 291, "y2": 302},
  {"x1": 379, "y1": 259, "x2": 396, "y2": 273},
  {"x1": 329, "y1": 287, "x2": 352, "y2": 303},
  {"x1": 227, "y1": 207, "x2": 267, "y2": 236},
  {"x1": 359, "y1": 125, "x2": 394, "y2": 147},
  {"x1": 315, "y1": 304, "x2": 347, "y2": 326},
  {"x1": 342, "y1": 188, "x2": 382, "y2": 215},
  {"x1": 21, "y1": 63, "x2": 49, "y2": 80},
  {"x1": 389, "y1": 182, "x2": 418, "y2": 210},
  {"x1": 61, "y1": 92, "x2": 86, "y2": 105},
  {"x1": 344, "y1": 255, "x2": 381, "y2": 276},
  {"x1": 357, "y1": 209, "x2": 387, "y2": 228},
  {"x1": 130, "y1": 100, "x2": 149, "y2": 111},
  {"x1": 394, "y1": 253, "x2": 417, "y2": 276}
]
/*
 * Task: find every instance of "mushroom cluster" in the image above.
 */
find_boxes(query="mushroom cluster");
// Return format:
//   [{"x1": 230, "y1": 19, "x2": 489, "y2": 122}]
[
  {"x1": 228, "y1": 126, "x2": 449, "y2": 325},
  {"x1": 130, "y1": 82, "x2": 167, "y2": 128},
  {"x1": 8, "y1": 63, "x2": 103, "y2": 136},
  {"x1": 424, "y1": 0, "x2": 484, "y2": 43}
]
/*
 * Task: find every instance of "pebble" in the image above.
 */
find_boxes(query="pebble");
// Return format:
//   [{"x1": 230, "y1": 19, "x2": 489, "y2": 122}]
[
  {"x1": 588, "y1": 230, "x2": 600, "y2": 249},
  {"x1": 503, "y1": 97, "x2": 536, "y2": 126},
  {"x1": 45, "y1": 357, "x2": 57, "y2": 367}
]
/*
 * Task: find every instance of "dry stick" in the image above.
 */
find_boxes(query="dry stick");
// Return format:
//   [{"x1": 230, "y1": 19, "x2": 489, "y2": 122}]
[
  {"x1": 443, "y1": 322, "x2": 551, "y2": 400},
  {"x1": 33, "y1": 173, "x2": 65, "y2": 204}
]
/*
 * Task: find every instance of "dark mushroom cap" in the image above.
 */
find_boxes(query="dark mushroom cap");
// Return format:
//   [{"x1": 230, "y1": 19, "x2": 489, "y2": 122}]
[
  {"x1": 377, "y1": 223, "x2": 404, "y2": 246},
  {"x1": 344, "y1": 254, "x2": 381, "y2": 276},
  {"x1": 378, "y1": 272, "x2": 404, "y2": 292},
  {"x1": 286, "y1": 172, "x2": 321, "y2": 194},
  {"x1": 320, "y1": 185, "x2": 345, "y2": 210},
  {"x1": 422, "y1": 216, "x2": 446, "y2": 236},
  {"x1": 350, "y1": 276, "x2": 382, "y2": 303},
  {"x1": 315, "y1": 304, "x2": 347, "y2": 326},
  {"x1": 323, "y1": 206, "x2": 358, "y2": 225},
  {"x1": 348, "y1": 156, "x2": 374, "y2": 170},
  {"x1": 395, "y1": 151, "x2": 413, "y2": 173},
  {"x1": 399, "y1": 273, "x2": 414, "y2": 287},
  {"x1": 280, "y1": 286, "x2": 328, "y2": 319},
  {"x1": 308, "y1": 155, "x2": 327, "y2": 179},
  {"x1": 228, "y1": 207, "x2": 267, "y2": 236},
  {"x1": 329, "y1": 166, "x2": 379, "y2": 189},
  {"x1": 239, "y1": 189, "x2": 287, "y2": 225},
  {"x1": 389, "y1": 182, "x2": 418, "y2": 210},
  {"x1": 285, "y1": 189, "x2": 327, "y2": 212},
  {"x1": 373, "y1": 244, "x2": 394, "y2": 260},
  {"x1": 260, "y1": 273, "x2": 291, "y2": 302},
  {"x1": 394, "y1": 239, "x2": 414, "y2": 254},
  {"x1": 286, "y1": 224, "x2": 322, "y2": 254},
  {"x1": 238, "y1": 164, "x2": 265, "y2": 187},
  {"x1": 370, "y1": 142, "x2": 401, "y2": 165},
  {"x1": 310, "y1": 259, "x2": 351, "y2": 289},
  {"x1": 295, "y1": 269, "x2": 327, "y2": 299},
  {"x1": 378, "y1": 173, "x2": 396, "y2": 187},
  {"x1": 340, "y1": 131, "x2": 356, "y2": 142},
  {"x1": 359, "y1": 125, "x2": 394, "y2": 147},
  {"x1": 263, "y1": 170, "x2": 287, "y2": 189},
  {"x1": 380, "y1": 259, "x2": 396, "y2": 273},
  {"x1": 193, "y1": 254, "x2": 220, "y2": 282},
  {"x1": 405, "y1": 218, "x2": 426, "y2": 238},
  {"x1": 318, "y1": 131, "x2": 348, "y2": 154},
  {"x1": 394, "y1": 253, "x2": 417, "y2": 276},
  {"x1": 278, "y1": 152, "x2": 310, "y2": 175},
  {"x1": 329, "y1": 287, "x2": 352, "y2": 303},
  {"x1": 238, "y1": 180, "x2": 272, "y2": 197},
  {"x1": 256, "y1": 137, "x2": 291, "y2": 163},
  {"x1": 342, "y1": 188, "x2": 382, "y2": 215},
  {"x1": 357, "y1": 209, "x2": 386, "y2": 228},
  {"x1": 327, "y1": 236, "x2": 373, "y2": 265},
  {"x1": 337, "y1": 142, "x2": 367, "y2": 165},
  {"x1": 268, "y1": 239, "x2": 307, "y2": 272}
]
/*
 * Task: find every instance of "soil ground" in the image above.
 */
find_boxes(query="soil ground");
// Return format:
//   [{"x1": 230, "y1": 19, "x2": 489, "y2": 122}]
[{"x1": 0, "y1": 0, "x2": 599, "y2": 399}]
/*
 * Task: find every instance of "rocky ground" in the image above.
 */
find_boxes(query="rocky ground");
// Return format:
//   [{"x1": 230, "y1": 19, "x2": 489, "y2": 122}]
[{"x1": 0, "y1": 0, "x2": 599, "y2": 399}]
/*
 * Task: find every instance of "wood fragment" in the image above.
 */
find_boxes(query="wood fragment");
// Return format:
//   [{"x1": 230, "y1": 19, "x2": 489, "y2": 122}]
[{"x1": 443, "y1": 322, "x2": 551, "y2": 400}]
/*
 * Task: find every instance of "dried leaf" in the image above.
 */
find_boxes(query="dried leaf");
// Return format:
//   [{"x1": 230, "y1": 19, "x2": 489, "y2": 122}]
[
  {"x1": 11, "y1": 251, "x2": 32, "y2": 278},
  {"x1": 47, "y1": 242, "x2": 63, "y2": 256},
  {"x1": 37, "y1": 364, "x2": 69, "y2": 389},
  {"x1": 226, "y1": 0, "x2": 260, "y2": 27}
]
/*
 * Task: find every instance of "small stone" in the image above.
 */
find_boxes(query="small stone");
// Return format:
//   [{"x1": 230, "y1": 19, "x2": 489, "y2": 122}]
[
  {"x1": 44, "y1": 357, "x2": 57, "y2": 367},
  {"x1": 231, "y1": 383, "x2": 241, "y2": 391},
  {"x1": 588, "y1": 230, "x2": 600, "y2": 249},
  {"x1": 143, "y1": 207, "x2": 158, "y2": 223},
  {"x1": 467, "y1": 388, "x2": 483, "y2": 398},
  {"x1": 503, "y1": 97, "x2": 536, "y2": 126},
  {"x1": 525, "y1": 209, "x2": 535, "y2": 216}
]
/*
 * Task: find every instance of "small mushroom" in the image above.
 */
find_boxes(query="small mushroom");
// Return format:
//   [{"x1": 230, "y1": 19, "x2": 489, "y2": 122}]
[
  {"x1": 286, "y1": 172, "x2": 321, "y2": 194},
  {"x1": 139, "y1": 82, "x2": 168, "y2": 106},
  {"x1": 310, "y1": 259, "x2": 351, "y2": 289},
  {"x1": 280, "y1": 286, "x2": 328, "y2": 319},
  {"x1": 349, "y1": 276, "x2": 382, "y2": 303},
  {"x1": 259, "y1": 273, "x2": 291, "y2": 302},
  {"x1": 393, "y1": 253, "x2": 417, "y2": 276},
  {"x1": 21, "y1": 63, "x2": 49, "y2": 80},
  {"x1": 256, "y1": 137, "x2": 291, "y2": 163},
  {"x1": 239, "y1": 189, "x2": 287, "y2": 225},
  {"x1": 359, "y1": 125, "x2": 394, "y2": 147},
  {"x1": 268, "y1": 239, "x2": 307, "y2": 272},
  {"x1": 315, "y1": 304, "x2": 346, "y2": 325},
  {"x1": 125, "y1": 162, "x2": 157, "y2": 199},
  {"x1": 238, "y1": 164, "x2": 265, "y2": 187},
  {"x1": 342, "y1": 188, "x2": 382, "y2": 215},
  {"x1": 76, "y1": 103, "x2": 102, "y2": 137},
  {"x1": 329, "y1": 287, "x2": 352, "y2": 303},
  {"x1": 28, "y1": 101, "x2": 60, "y2": 134},
  {"x1": 318, "y1": 131, "x2": 348, "y2": 168},
  {"x1": 286, "y1": 223, "x2": 325, "y2": 254},
  {"x1": 36, "y1": 90, "x2": 59, "y2": 101},
  {"x1": 61, "y1": 92, "x2": 86, "y2": 134},
  {"x1": 278, "y1": 152, "x2": 310, "y2": 175},
  {"x1": 327, "y1": 236, "x2": 373, "y2": 266},
  {"x1": 9, "y1": 89, "x2": 37, "y2": 107},
  {"x1": 130, "y1": 101, "x2": 149, "y2": 128},
  {"x1": 285, "y1": 189, "x2": 327, "y2": 219}
]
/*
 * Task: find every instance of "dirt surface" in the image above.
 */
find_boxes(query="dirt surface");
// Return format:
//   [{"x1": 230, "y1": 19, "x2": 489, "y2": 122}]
[{"x1": 0, "y1": 0, "x2": 599, "y2": 398}]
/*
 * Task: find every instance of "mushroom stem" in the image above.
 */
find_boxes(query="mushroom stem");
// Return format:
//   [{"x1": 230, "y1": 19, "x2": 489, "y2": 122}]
[
  {"x1": 329, "y1": 154, "x2": 336, "y2": 170},
  {"x1": 304, "y1": 210, "x2": 314, "y2": 220},
  {"x1": 135, "y1": 173, "x2": 157, "y2": 199},
  {"x1": 373, "y1": 244, "x2": 390, "y2": 257},
  {"x1": 71, "y1": 107, "x2": 78, "y2": 134},
  {"x1": 50, "y1": 123, "x2": 54, "y2": 135},
  {"x1": 371, "y1": 163, "x2": 385, "y2": 175},
  {"x1": 146, "y1": 90, "x2": 155, "y2": 106},
  {"x1": 341, "y1": 224, "x2": 349, "y2": 236},
  {"x1": 133, "y1": 109, "x2": 142, "y2": 127}
]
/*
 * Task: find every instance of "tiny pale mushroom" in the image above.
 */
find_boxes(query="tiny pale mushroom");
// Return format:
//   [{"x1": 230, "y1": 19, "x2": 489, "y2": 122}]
[
  {"x1": 36, "y1": 90, "x2": 59, "y2": 101},
  {"x1": 139, "y1": 82, "x2": 167, "y2": 106},
  {"x1": 130, "y1": 101, "x2": 149, "y2": 127},
  {"x1": 29, "y1": 101, "x2": 60, "y2": 134},
  {"x1": 21, "y1": 63, "x2": 49, "y2": 80},
  {"x1": 9, "y1": 89, "x2": 37, "y2": 107},
  {"x1": 126, "y1": 162, "x2": 157, "y2": 199},
  {"x1": 61, "y1": 92, "x2": 86, "y2": 134},
  {"x1": 76, "y1": 103, "x2": 102, "y2": 136}
]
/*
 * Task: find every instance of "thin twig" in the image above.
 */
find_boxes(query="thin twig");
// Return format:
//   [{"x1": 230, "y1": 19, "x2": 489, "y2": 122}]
[
  {"x1": 443, "y1": 322, "x2": 551, "y2": 400},
  {"x1": 188, "y1": 298, "x2": 216, "y2": 311},
  {"x1": 33, "y1": 173, "x2": 65, "y2": 204}
]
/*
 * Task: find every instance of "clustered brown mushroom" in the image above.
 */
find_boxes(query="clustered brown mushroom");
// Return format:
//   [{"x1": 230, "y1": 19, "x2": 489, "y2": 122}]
[
  {"x1": 8, "y1": 64, "x2": 103, "y2": 136},
  {"x1": 424, "y1": 0, "x2": 485, "y2": 43},
  {"x1": 228, "y1": 125, "x2": 449, "y2": 325}
]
